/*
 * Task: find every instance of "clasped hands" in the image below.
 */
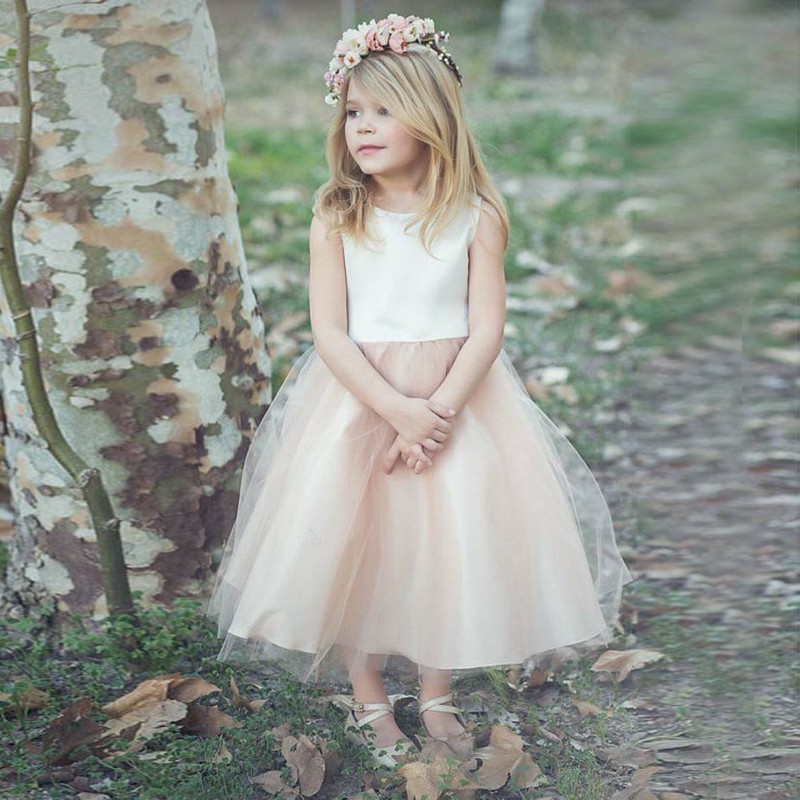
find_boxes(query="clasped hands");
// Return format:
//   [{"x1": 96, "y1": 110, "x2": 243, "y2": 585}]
[{"x1": 381, "y1": 396, "x2": 459, "y2": 475}]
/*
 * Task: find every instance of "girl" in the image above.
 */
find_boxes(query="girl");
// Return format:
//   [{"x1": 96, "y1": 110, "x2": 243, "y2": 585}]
[{"x1": 206, "y1": 13, "x2": 633, "y2": 769}]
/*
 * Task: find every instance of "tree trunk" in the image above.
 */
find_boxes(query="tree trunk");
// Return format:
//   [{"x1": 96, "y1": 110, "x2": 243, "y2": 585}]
[
  {"x1": 492, "y1": 0, "x2": 548, "y2": 76},
  {"x1": 0, "y1": 0, "x2": 271, "y2": 617}
]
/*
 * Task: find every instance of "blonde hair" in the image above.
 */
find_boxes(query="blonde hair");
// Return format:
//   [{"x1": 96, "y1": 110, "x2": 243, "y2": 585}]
[{"x1": 312, "y1": 43, "x2": 509, "y2": 257}]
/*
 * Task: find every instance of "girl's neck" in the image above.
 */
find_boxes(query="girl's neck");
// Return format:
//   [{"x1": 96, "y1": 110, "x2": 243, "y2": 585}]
[{"x1": 369, "y1": 176, "x2": 429, "y2": 213}]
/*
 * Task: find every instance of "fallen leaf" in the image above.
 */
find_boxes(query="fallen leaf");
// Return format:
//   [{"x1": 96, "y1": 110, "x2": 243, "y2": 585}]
[
  {"x1": 0, "y1": 683, "x2": 50, "y2": 712},
  {"x1": 250, "y1": 770, "x2": 299, "y2": 798},
  {"x1": 168, "y1": 675, "x2": 220, "y2": 704},
  {"x1": 41, "y1": 698, "x2": 113, "y2": 766},
  {"x1": 282, "y1": 734, "x2": 326, "y2": 797},
  {"x1": 398, "y1": 745, "x2": 479, "y2": 800},
  {"x1": 463, "y1": 725, "x2": 544, "y2": 792},
  {"x1": 230, "y1": 675, "x2": 264, "y2": 713},
  {"x1": 211, "y1": 740, "x2": 233, "y2": 763},
  {"x1": 100, "y1": 674, "x2": 179, "y2": 717},
  {"x1": 591, "y1": 649, "x2": 665, "y2": 682},
  {"x1": 103, "y1": 698, "x2": 187, "y2": 742},
  {"x1": 631, "y1": 764, "x2": 663, "y2": 785},
  {"x1": 572, "y1": 698, "x2": 603, "y2": 718},
  {"x1": 180, "y1": 704, "x2": 243, "y2": 737}
]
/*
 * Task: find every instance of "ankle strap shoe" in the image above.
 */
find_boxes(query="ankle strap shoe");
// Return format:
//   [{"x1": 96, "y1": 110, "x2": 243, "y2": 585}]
[{"x1": 330, "y1": 693, "x2": 419, "y2": 769}]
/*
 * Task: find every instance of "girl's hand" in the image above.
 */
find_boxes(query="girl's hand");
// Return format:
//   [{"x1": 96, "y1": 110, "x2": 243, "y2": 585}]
[
  {"x1": 382, "y1": 431, "x2": 447, "y2": 475},
  {"x1": 385, "y1": 397, "x2": 457, "y2": 453}
]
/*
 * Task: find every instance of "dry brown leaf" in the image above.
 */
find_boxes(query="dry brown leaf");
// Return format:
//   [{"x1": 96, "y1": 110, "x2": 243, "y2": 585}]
[
  {"x1": 591, "y1": 648, "x2": 665, "y2": 682},
  {"x1": 100, "y1": 674, "x2": 179, "y2": 717},
  {"x1": 572, "y1": 698, "x2": 603, "y2": 718},
  {"x1": 211, "y1": 740, "x2": 233, "y2": 764},
  {"x1": 41, "y1": 698, "x2": 115, "y2": 766},
  {"x1": 397, "y1": 759, "x2": 444, "y2": 800},
  {"x1": 403, "y1": 739, "x2": 483, "y2": 796},
  {"x1": 180, "y1": 703, "x2": 244, "y2": 737},
  {"x1": 281, "y1": 733, "x2": 326, "y2": 797},
  {"x1": 0, "y1": 683, "x2": 50, "y2": 712},
  {"x1": 526, "y1": 668, "x2": 551, "y2": 688},
  {"x1": 250, "y1": 770, "x2": 299, "y2": 798},
  {"x1": 168, "y1": 675, "x2": 220, "y2": 704},
  {"x1": 104, "y1": 698, "x2": 187, "y2": 742},
  {"x1": 229, "y1": 676, "x2": 269, "y2": 712},
  {"x1": 631, "y1": 764, "x2": 663, "y2": 785},
  {"x1": 769, "y1": 319, "x2": 800, "y2": 340},
  {"x1": 522, "y1": 375, "x2": 549, "y2": 401},
  {"x1": 629, "y1": 789, "x2": 660, "y2": 800},
  {"x1": 464, "y1": 724, "x2": 544, "y2": 792},
  {"x1": 536, "y1": 272, "x2": 578, "y2": 297},
  {"x1": 553, "y1": 383, "x2": 579, "y2": 405},
  {"x1": 603, "y1": 265, "x2": 668, "y2": 298},
  {"x1": 620, "y1": 697, "x2": 659, "y2": 711},
  {"x1": 596, "y1": 744, "x2": 656, "y2": 769},
  {"x1": 271, "y1": 721, "x2": 294, "y2": 741},
  {"x1": 99, "y1": 673, "x2": 219, "y2": 718}
]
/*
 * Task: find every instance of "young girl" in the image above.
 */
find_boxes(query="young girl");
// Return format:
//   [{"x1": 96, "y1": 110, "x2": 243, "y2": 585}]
[{"x1": 206, "y1": 13, "x2": 633, "y2": 768}]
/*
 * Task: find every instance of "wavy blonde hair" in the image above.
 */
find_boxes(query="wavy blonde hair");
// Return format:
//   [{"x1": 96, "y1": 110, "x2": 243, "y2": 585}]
[{"x1": 312, "y1": 42, "x2": 509, "y2": 257}]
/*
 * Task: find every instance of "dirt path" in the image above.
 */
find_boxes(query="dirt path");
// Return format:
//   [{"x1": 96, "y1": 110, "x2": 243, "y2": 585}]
[{"x1": 567, "y1": 1, "x2": 798, "y2": 796}]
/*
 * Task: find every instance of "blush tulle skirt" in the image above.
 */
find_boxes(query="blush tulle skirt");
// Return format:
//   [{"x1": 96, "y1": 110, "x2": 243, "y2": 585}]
[{"x1": 205, "y1": 335, "x2": 634, "y2": 685}]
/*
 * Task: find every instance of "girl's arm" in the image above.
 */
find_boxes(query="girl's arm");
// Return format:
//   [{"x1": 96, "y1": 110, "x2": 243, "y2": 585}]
[
  {"x1": 426, "y1": 203, "x2": 508, "y2": 409},
  {"x1": 308, "y1": 213, "x2": 409, "y2": 422},
  {"x1": 309, "y1": 213, "x2": 454, "y2": 456}
]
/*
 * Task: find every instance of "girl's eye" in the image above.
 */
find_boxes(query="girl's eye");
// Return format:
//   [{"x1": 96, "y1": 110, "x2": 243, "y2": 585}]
[{"x1": 346, "y1": 108, "x2": 390, "y2": 118}]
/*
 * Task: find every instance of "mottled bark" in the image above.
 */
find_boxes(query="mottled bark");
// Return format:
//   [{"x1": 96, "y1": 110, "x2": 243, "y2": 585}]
[
  {"x1": 1, "y1": 0, "x2": 135, "y2": 619},
  {"x1": 492, "y1": 0, "x2": 547, "y2": 76},
  {"x1": 0, "y1": 0, "x2": 271, "y2": 617}
]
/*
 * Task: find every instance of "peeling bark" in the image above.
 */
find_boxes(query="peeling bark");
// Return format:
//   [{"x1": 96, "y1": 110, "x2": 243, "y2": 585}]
[{"x1": 0, "y1": 0, "x2": 271, "y2": 616}]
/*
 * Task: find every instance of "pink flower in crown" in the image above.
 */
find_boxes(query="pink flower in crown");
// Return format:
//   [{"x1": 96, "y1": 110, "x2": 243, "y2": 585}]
[
  {"x1": 388, "y1": 31, "x2": 408, "y2": 54},
  {"x1": 365, "y1": 25, "x2": 383, "y2": 51},
  {"x1": 334, "y1": 39, "x2": 348, "y2": 57}
]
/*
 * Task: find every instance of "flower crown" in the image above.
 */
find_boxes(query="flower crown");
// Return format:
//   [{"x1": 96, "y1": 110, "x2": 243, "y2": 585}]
[{"x1": 323, "y1": 14, "x2": 463, "y2": 106}]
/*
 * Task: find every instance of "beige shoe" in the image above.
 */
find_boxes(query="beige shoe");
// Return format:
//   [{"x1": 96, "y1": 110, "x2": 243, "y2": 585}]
[
  {"x1": 417, "y1": 690, "x2": 475, "y2": 748},
  {"x1": 330, "y1": 694, "x2": 419, "y2": 769}
]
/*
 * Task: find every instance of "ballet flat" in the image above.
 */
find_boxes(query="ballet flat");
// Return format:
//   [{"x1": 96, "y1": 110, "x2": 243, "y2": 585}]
[
  {"x1": 329, "y1": 693, "x2": 420, "y2": 769},
  {"x1": 417, "y1": 690, "x2": 476, "y2": 748}
]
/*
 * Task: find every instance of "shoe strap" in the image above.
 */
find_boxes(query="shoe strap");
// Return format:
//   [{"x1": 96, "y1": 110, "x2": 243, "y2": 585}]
[
  {"x1": 349, "y1": 697, "x2": 394, "y2": 729},
  {"x1": 418, "y1": 691, "x2": 460, "y2": 715}
]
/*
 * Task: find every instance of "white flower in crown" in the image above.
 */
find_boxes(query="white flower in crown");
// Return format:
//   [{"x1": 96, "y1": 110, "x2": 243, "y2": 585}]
[
  {"x1": 342, "y1": 27, "x2": 369, "y2": 55},
  {"x1": 402, "y1": 20, "x2": 422, "y2": 42},
  {"x1": 342, "y1": 51, "x2": 361, "y2": 69},
  {"x1": 375, "y1": 24, "x2": 392, "y2": 45}
]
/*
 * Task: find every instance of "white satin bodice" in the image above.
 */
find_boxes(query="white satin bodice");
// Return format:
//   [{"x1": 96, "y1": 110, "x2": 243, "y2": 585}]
[{"x1": 342, "y1": 195, "x2": 482, "y2": 343}]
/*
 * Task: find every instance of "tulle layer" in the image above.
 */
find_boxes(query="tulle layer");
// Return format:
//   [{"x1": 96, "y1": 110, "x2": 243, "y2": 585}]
[{"x1": 204, "y1": 336, "x2": 634, "y2": 686}]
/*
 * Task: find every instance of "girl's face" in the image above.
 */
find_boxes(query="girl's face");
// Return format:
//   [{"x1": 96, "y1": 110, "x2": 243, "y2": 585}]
[{"x1": 344, "y1": 80, "x2": 427, "y2": 180}]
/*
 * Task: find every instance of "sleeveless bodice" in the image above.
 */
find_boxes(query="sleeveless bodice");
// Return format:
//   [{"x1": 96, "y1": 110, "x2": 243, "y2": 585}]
[{"x1": 342, "y1": 195, "x2": 482, "y2": 343}]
